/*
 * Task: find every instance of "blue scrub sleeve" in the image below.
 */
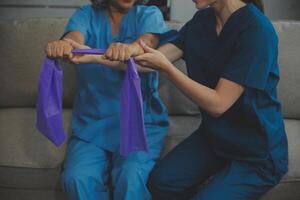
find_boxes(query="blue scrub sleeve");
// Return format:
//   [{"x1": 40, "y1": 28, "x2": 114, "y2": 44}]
[
  {"x1": 64, "y1": 5, "x2": 91, "y2": 42},
  {"x1": 137, "y1": 6, "x2": 177, "y2": 45},
  {"x1": 221, "y1": 25, "x2": 278, "y2": 90}
]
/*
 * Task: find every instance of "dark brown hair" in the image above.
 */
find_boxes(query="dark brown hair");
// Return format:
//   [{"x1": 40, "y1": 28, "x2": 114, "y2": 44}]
[
  {"x1": 90, "y1": 0, "x2": 148, "y2": 9},
  {"x1": 241, "y1": 0, "x2": 264, "y2": 13}
]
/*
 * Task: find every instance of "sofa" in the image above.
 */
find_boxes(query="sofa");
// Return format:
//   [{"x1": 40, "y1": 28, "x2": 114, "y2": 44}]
[{"x1": 0, "y1": 18, "x2": 299, "y2": 200}]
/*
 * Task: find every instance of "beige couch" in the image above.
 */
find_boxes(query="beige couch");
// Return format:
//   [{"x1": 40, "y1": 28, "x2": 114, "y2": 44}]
[{"x1": 0, "y1": 18, "x2": 299, "y2": 200}]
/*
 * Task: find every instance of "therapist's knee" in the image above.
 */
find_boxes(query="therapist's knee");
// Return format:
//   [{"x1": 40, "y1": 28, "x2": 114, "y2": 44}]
[
  {"x1": 147, "y1": 164, "x2": 182, "y2": 200},
  {"x1": 147, "y1": 164, "x2": 172, "y2": 195}
]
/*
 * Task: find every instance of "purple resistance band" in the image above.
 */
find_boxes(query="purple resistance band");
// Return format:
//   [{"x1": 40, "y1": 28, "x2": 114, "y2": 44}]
[
  {"x1": 36, "y1": 57, "x2": 66, "y2": 147},
  {"x1": 36, "y1": 48, "x2": 149, "y2": 155}
]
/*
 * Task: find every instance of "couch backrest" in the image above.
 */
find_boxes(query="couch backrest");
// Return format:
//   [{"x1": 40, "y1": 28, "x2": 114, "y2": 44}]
[
  {"x1": 0, "y1": 19, "x2": 76, "y2": 109},
  {"x1": 273, "y1": 21, "x2": 300, "y2": 119},
  {"x1": 0, "y1": 19, "x2": 299, "y2": 118}
]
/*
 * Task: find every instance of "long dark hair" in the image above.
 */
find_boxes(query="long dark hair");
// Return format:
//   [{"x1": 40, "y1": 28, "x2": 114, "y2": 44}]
[
  {"x1": 241, "y1": 0, "x2": 264, "y2": 13},
  {"x1": 91, "y1": 0, "x2": 148, "y2": 9}
]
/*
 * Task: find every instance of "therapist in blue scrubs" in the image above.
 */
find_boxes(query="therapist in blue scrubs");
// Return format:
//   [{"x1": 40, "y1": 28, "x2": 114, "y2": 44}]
[
  {"x1": 45, "y1": 0, "x2": 176, "y2": 199},
  {"x1": 135, "y1": 0, "x2": 288, "y2": 199}
]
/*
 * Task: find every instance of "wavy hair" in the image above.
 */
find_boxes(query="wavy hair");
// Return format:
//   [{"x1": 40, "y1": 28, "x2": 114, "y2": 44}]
[{"x1": 90, "y1": 0, "x2": 149, "y2": 9}]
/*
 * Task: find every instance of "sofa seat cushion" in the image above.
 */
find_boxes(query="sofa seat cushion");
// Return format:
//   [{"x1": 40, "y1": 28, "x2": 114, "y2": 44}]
[
  {"x1": 0, "y1": 187, "x2": 67, "y2": 200},
  {"x1": 0, "y1": 166, "x2": 62, "y2": 190},
  {"x1": 273, "y1": 22, "x2": 300, "y2": 119},
  {"x1": 0, "y1": 19, "x2": 76, "y2": 108},
  {"x1": 281, "y1": 119, "x2": 300, "y2": 182},
  {"x1": 261, "y1": 181, "x2": 300, "y2": 200},
  {"x1": 0, "y1": 108, "x2": 72, "y2": 169},
  {"x1": 0, "y1": 115, "x2": 299, "y2": 196},
  {"x1": 0, "y1": 169, "x2": 299, "y2": 200}
]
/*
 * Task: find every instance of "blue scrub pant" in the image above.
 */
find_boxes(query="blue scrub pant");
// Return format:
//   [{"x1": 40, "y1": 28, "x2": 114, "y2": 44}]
[
  {"x1": 148, "y1": 129, "x2": 285, "y2": 200},
  {"x1": 60, "y1": 130, "x2": 164, "y2": 200}
]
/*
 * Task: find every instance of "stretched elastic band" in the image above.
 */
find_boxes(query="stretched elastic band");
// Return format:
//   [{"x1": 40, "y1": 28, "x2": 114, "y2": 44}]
[{"x1": 72, "y1": 48, "x2": 106, "y2": 55}]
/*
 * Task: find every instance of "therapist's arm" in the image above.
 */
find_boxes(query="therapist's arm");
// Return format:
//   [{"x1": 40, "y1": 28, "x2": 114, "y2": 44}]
[
  {"x1": 135, "y1": 42, "x2": 245, "y2": 117},
  {"x1": 165, "y1": 68, "x2": 245, "y2": 117},
  {"x1": 157, "y1": 43, "x2": 183, "y2": 63}
]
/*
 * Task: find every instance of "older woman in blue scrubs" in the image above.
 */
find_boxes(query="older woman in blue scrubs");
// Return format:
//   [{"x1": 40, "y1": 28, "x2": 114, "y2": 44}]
[
  {"x1": 135, "y1": 0, "x2": 288, "y2": 199},
  {"x1": 45, "y1": 0, "x2": 176, "y2": 199}
]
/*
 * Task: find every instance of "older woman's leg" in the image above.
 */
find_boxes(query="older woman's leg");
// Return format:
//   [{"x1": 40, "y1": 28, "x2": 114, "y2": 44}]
[
  {"x1": 111, "y1": 125, "x2": 168, "y2": 200},
  {"x1": 60, "y1": 136, "x2": 111, "y2": 200}
]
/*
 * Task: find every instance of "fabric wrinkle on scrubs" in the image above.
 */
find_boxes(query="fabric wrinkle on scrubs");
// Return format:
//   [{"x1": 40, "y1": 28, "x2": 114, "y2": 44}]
[{"x1": 60, "y1": 4, "x2": 177, "y2": 200}]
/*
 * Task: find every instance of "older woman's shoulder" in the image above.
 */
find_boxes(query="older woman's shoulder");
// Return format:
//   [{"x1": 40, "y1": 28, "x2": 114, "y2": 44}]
[
  {"x1": 77, "y1": 4, "x2": 93, "y2": 12},
  {"x1": 134, "y1": 4, "x2": 162, "y2": 16}
]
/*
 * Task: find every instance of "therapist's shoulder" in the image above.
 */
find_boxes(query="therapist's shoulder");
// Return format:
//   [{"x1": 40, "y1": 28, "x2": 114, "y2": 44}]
[
  {"x1": 194, "y1": 7, "x2": 213, "y2": 19},
  {"x1": 246, "y1": 5, "x2": 278, "y2": 43},
  {"x1": 187, "y1": 7, "x2": 213, "y2": 27}
]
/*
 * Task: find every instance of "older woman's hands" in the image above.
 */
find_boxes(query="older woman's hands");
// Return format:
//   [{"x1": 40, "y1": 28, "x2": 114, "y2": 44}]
[
  {"x1": 45, "y1": 39, "x2": 73, "y2": 59},
  {"x1": 63, "y1": 39, "x2": 155, "y2": 73},
  {"x1": 63, "y1": 38, "x2": 105, "y2": 64},
  {"x1": 104, "y1": 42, "x2": 143, "y2": 62},
  {"x1": 64, "y1": 39, "x2": 128, "y2": 71}
]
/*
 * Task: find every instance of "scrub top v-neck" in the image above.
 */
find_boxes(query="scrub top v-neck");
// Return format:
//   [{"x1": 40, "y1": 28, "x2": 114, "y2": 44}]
[
  {"x1": 170, "y1": 3, "x2": 288, "y2": 175},
  {"x1": 64, "y1": 4, "x2": 177, "y2": 152}
]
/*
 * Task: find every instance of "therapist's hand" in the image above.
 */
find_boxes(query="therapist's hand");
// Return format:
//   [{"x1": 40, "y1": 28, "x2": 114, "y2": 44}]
[
  {"x1": 135, "y1": 41, "x2": 172, "y2": 73},
  {"x1": 104, "y1": 42, "x2": 143, "y2": 62},
  {"x1": 45, "y1": 39, "x2": 73, "y2": 59}
]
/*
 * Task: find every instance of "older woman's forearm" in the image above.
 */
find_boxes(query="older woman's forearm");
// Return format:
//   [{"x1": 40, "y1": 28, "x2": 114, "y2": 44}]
[
  {"x1": 132, "y1": 33, "x2": 159, "y2": 55},
  {"x1": 63, "y1": 31, "x2": 85, "y2": 44}
]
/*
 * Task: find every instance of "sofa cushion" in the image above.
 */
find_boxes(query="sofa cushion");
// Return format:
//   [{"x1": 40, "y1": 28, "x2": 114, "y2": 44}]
[
  {"x1": 0, "y1": 19, "x2": 76, "y2": 108},
  {"x1": 281, "y1": 119, "x2": 300, "y2": 182},
  {"x1": 0, "y1": 182, "x2": 299, "y2": 200},
  {"x1": 0, "y1": 166, "x2": 62, "y2": 190},
  {"x1": 261, "y1": 181, "x2": 300, "y2": 200},
  {"x1": 0, "y1": 108, "x2": 72, "y2": 168},
  {"x1": 0, "y1": 187, "x2": 68, "y2": 200},
  {"x1": 273, "y1": 22, "x2": 300, "y2": 119},
  {"x1": 1, "y1": 116, "x2": 299, "y2": 197}
]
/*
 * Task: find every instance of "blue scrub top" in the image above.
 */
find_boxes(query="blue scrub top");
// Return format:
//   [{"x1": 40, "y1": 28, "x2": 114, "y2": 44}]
[
  {"x1": 171, "y1": 4, "x2": 288, "y2": 174},
  {"x1": 64, "y1": 5, "x2": 176, "y2": 152}
]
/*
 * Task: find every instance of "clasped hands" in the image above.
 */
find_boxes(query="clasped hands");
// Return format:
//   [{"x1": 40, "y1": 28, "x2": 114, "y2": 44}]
[{"x1": 45, "y1": 38, "x2": 172, "y2": 73}]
